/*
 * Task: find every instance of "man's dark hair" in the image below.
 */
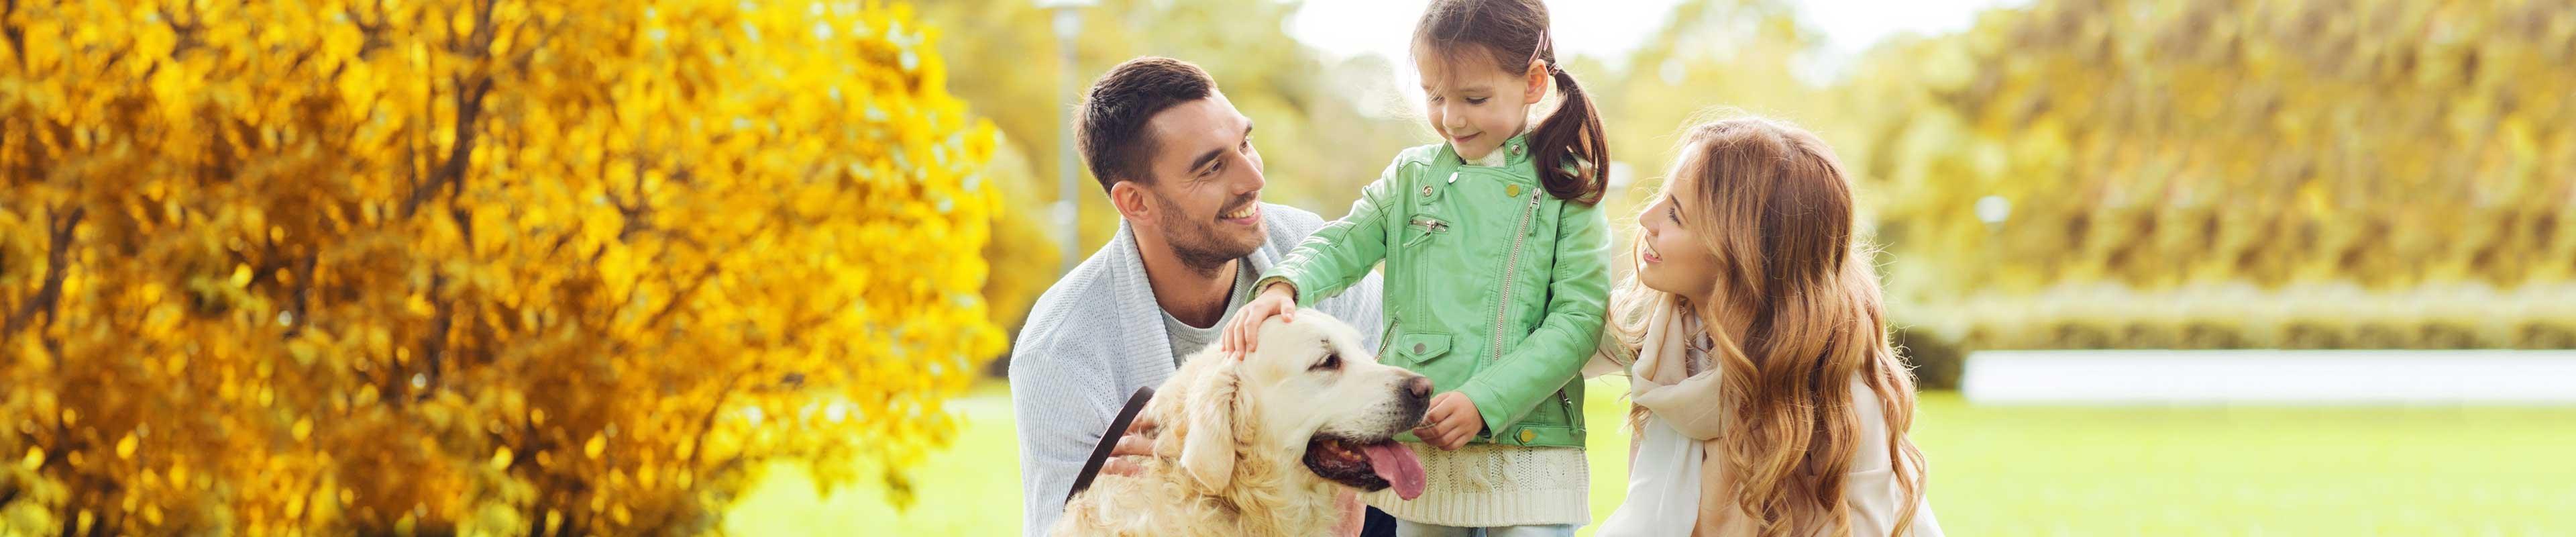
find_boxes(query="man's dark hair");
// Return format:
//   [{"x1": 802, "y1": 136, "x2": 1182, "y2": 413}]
[{"x1": 1077, "y1": 56, "x2": 1218, "y2": 193}]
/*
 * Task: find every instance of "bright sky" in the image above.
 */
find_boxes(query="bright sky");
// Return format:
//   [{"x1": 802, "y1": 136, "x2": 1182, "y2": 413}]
[{"x1": 1287, "y1": 0, "x2": 2027, "y2": 85}]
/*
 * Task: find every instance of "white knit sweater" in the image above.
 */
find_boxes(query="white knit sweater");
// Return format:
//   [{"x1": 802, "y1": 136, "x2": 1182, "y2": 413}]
[
  {"x1": 1364, "y1": 444, "x2": 1590, "y2": 527},
  {"x1": 1007, "y1": 203, "x2": 1386, "y2": 536}
]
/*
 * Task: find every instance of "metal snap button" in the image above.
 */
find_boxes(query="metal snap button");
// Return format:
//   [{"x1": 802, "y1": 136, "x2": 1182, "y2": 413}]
[
  {"x1": 1412, "y1": 342, "x2": 1427, "y2": 354},
  {"x1": 1505, "y1": 184, "x2": 1522, "y2": 197}
]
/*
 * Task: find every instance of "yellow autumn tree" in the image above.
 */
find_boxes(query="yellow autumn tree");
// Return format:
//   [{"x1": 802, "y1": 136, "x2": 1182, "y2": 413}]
[{"x1": 1, "y1": 0, "x2": 996, "y2": 534}]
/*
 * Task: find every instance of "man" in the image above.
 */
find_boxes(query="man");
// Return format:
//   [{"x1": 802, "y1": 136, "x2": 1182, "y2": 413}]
[{"x1": 1009, "y1": 56, "x2": 1389, "y2": 536}]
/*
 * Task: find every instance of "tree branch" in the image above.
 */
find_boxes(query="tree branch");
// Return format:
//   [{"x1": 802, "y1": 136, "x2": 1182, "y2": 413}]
[
  {"x1": 400, "y1": 75, "x2": 492, "y2": 217},
  {"x1": 402, "y1": 0, "x2": 499, "y2": 218},
  {"x1": 6, "y1": 206, "x2": 85, "y2": 338},
  {"x1": 639, "y1": 261, "x2": 718, "y2": 334},
  {"x1": 416, "y1": 272, "x2": 450, "y2": 401},
  {"x1": 4, "y1": 0, "x2": 25, "y2": 66},
  {"x1": 683, "y1": 369, "x2": 750, "y2": 469},
  {"x1": 282, "y1": 251, "x2": 318, "y2": 338}
]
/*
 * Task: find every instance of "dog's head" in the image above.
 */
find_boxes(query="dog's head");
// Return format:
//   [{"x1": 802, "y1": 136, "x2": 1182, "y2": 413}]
[{"x1": 1154, "y1": 311, "x2": 1430, "y2": 500}]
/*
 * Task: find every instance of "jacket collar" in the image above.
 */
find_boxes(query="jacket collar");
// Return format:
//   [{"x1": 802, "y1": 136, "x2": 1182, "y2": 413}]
[{"x1": 1434, "y1": 132, "x2": 1535, "y2": 169}]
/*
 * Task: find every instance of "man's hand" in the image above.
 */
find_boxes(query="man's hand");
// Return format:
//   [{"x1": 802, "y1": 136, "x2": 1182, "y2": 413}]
[
  {"x1": 1220, "y1": 283, "x2": 1297, "y2": 360},
  {"x1": 1099, "y1": 413, "x2": 1159, "y2": 477},
  {"x1": 1411, "y1": 391, "x2": 1482, "y2": 450}
]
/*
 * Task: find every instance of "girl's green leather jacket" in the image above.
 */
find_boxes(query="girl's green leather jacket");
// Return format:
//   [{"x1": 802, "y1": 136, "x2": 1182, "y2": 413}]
[{"x1": 1259, "y1": 134, "x2": 1611, "y2": 448}]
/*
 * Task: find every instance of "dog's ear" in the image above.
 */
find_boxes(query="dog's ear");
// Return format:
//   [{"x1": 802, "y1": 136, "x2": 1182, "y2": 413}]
[{"x1": 1177, "y1": 361, "x2": 1241, "y2": 492}]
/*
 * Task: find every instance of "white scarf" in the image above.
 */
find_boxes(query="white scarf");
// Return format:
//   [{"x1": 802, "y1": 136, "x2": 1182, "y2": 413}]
[{"x1": 1589, "y1": 294, "x2": 1728, "y2": 536}]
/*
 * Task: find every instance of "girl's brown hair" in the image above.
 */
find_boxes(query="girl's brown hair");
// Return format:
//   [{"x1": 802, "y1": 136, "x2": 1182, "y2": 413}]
[
  {"x1": 1605, "y1": 117, "x2": 1927, "y2": 536},
  {"x1": 1413, "y1": 0, "x2": 1609, "y2": 205}
]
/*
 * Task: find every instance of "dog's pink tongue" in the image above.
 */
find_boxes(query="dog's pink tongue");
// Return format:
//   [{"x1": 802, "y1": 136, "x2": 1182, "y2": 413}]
[{"x1": 1362, "y1": 442, "x2": 1426, "y2": 500}]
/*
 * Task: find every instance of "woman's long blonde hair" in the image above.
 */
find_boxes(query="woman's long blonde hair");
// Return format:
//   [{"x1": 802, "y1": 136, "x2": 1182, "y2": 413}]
[{"x1": 1604, "y1": 117, "x2": 1926, "y2": 536}]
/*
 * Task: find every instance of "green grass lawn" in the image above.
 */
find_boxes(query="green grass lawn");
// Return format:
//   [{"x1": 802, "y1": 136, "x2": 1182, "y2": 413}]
[{"x1": 728, "y1": 379, "x2": 2576, "y2": 536}]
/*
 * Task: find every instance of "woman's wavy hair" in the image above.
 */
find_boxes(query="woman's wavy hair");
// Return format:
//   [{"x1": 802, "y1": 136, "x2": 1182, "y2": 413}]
[{"x1": 1603, "y1": 116, "x2": 1927, "y2": 536}]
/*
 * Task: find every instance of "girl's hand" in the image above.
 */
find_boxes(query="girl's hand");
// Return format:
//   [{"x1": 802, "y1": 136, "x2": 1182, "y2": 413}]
[
  {"x1": 1412, "y1": 391, "x2": 1483, "y2": 450},
  {"x1": 1220, "y1": 283, "x2": 1297, "y2": 360}
]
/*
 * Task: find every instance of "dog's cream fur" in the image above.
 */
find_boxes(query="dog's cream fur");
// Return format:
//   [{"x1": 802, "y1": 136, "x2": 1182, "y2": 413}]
[{"x1": 1050, "y1": 311, "x2": 1425, "y2": 536}]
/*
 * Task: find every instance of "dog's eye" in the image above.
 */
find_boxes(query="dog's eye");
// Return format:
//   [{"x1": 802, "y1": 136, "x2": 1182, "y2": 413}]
[{"x1": 1313, "y1": 353, "x2": 1340, "y2": 371}]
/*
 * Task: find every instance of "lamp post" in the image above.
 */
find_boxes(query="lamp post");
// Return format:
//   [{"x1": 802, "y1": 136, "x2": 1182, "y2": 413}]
[{"x1": 1040, "y1": 0, "x2": 1094, "y2": 275}]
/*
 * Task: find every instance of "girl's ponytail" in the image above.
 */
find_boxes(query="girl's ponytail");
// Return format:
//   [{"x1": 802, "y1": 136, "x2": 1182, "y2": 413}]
[{"x1": 1532, "y1": 62, "x2": 1608, "y2": 205}]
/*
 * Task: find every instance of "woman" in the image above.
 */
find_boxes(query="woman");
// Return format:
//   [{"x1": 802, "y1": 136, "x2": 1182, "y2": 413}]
[{"x1": 1589, "y1": 117, "x2": 1943, "y2": 536}]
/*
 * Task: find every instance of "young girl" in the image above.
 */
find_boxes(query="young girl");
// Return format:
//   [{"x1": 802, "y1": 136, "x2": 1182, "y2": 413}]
[
  {"x1": 1220, "y1": 0, "x2": 1611, "y2": 534},
  {"x1": 1591, "y1": 117, "x2": 1942, "y2": 536}
]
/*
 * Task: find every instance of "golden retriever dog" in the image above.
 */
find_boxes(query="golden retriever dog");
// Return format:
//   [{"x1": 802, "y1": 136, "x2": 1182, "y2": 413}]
[{"x1": 1051, "y1": 311, "x2": 1432, "y2": 536}]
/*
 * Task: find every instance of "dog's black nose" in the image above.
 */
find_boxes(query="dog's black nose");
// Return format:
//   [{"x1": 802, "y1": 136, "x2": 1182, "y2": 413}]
[{"x1": 1403, "y1": 375, "x2": 1432, "y2": 401}]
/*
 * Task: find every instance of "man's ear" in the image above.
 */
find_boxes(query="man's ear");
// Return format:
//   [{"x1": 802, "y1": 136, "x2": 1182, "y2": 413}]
[
  {"x1": 1109, "y1": 180, "x2": 1153, "y2": 223},
  {"x1": 1524, "y1": 59, "x2": 1550, "y2": 105},
  {"x1": 1177, "y1": 361, "x2": 1241, "y2": 493}
]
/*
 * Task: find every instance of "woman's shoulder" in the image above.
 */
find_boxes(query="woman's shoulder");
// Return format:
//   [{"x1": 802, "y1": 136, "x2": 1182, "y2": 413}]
[
  {"x1": 1841, "y1": 376, "x2": 1908, "y2": 472},
  {"x1": 1846, "y1": 377, "x2": 1892, "y2": 434}
]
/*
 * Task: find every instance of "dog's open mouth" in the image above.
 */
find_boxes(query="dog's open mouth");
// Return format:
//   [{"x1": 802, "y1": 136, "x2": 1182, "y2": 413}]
[{"x1": 1303, "y1": 434, "x2": 1426, "y2": 500}]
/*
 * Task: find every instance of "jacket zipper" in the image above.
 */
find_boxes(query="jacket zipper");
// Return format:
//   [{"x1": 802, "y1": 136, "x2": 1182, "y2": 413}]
[
  {"x1": 1404, "y1": 217, "x2": 1449, "y2": 248},
  {"x1": 1558, "y1": 389, "x2": 1579, "y2": 430},
  {"x1": 1490, "y1": 193, "x2": 1543, "y2": 363}
]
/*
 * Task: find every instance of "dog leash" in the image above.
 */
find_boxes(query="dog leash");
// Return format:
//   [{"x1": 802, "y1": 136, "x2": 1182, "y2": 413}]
[{"x1": 1065, "y1": 387, "x2": 1156, "y2": 504}]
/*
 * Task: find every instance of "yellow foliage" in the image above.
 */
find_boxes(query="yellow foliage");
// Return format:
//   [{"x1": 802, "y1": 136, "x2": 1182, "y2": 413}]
[
  {"x1": 1845, "y1": 0, "x2": 2576, "y2": 295},
  {"x1": 2, "y1": 0, "x2": 998, "y2": 534},
  {"x1": 1828, "y1": 0, "x2": 2576, "y2": 349}
]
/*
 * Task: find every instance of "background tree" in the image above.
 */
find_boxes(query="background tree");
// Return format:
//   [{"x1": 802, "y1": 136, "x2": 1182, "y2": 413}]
[
  {"x1": 1525, "y1": 0, "x2": 2576, "y2": 384},
  {"x1": 1, "y1": 0, "x2": 998, "y2": 533},
  {"x1": 1831, "y1": 0, "x2": 2576, "y2": 356},
  {"x1": 1592, "y1": 0, "x2": 1830, "y2": 187}
]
